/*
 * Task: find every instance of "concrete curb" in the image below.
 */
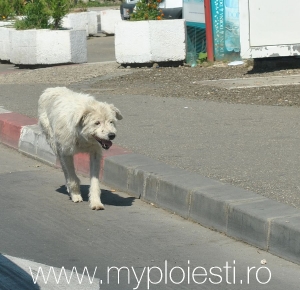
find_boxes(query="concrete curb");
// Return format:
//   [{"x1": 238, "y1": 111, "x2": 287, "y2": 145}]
[{"x1": 1, "y1": 109, "x2": 300, "y2": 265}]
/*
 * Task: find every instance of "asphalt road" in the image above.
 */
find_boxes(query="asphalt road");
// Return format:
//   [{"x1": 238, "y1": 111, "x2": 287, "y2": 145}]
[
  {"x1": 87, "y1": 35, "x2": 115, "y2": 63},
  {"x1": 2, "y1": 34, "x2": 300, "y2": 289},
  {"x1": 2, "y1": 34, "x2": 300, "y2": 211},
  {"x1": 1, "y1": 143, "x2": 300, "y2": 289}
]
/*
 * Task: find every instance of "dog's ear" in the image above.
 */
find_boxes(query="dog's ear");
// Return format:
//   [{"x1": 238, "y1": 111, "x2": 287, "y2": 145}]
[
  {"x1": 76, "y1": 108, "x2": 90, "y2": 127},
  {"x1": 110, "y1": 104, "x2": 123, "y2": 120}
]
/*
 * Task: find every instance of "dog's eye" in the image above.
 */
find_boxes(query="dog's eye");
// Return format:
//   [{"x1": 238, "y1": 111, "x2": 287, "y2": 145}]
[{"x1": 95, "y1": 121, "x2": 100, "y2": 125}]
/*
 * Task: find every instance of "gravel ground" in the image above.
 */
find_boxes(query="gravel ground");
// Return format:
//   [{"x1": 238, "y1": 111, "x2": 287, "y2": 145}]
[
  {"x1": 89, "y1": 62, "x2": 300, "y2": 107},
  {"x1": 0, "y1": 62, "x2": 121, "y2": 85},
  {"x1": 2, "y1": 61, "x2": 300, "y2": 107}
]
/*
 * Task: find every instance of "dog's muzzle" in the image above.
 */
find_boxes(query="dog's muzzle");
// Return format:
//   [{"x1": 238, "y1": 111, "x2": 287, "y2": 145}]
[{"x1": 93, "y1": 136, "x2": 112, "y2": 150}]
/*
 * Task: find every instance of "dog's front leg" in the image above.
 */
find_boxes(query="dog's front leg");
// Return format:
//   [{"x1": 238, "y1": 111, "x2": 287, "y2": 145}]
[
  {"x1": 58, "y1": 151, "x2": 82, "y2": 203},
  {"x1": 89, "y1": 151, "x2": 104, "y2": 210}
]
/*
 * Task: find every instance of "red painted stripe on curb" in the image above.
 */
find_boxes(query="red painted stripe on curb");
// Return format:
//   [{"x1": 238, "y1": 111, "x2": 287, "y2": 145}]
[
  {"x1": 74, "y1": 153, "x2": 90, "y2": 176},
  {"x1": 0, "y1": 110, "x2": 131, "y2": 179},
  {"x1": 102, "y1": 144, "x2": 131, "y2": 159},
  {"x1": 0, "y1": 112, "x2": 37, "y2": 148},
  {"x1": 55, "y1": 145, "x2": 131, "y2": 179},
  {"x1": 72, "y1": 145, "x2": 132, "y2": 179}
]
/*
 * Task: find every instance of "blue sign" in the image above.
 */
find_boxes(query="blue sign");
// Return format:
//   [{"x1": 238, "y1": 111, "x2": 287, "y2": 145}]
[{"x1": 211, "y1": 0, "x2": 241, "y2": 60}]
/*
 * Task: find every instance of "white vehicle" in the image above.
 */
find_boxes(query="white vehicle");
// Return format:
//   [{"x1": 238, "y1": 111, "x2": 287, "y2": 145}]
[{"x1": 120, "y1": 0, "x2": 183, "y2": 20}]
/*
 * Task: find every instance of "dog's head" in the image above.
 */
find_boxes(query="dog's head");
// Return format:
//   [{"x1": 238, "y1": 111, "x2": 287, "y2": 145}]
[{"x1": 79, "y1": 102, "x2": 123, "y2": 150}]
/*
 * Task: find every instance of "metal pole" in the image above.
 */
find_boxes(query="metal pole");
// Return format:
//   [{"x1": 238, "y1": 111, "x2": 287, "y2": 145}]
[{"x1": 204, "y1": 0, "x2": 214, "y2": 62}]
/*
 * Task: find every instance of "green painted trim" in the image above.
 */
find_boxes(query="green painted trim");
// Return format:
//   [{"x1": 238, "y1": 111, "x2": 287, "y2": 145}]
[{"x1": 186, "y1": 21, "x2": 206, "y2": 29}]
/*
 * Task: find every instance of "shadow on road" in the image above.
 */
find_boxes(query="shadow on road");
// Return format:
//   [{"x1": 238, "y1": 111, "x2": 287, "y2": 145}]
[{"x1": 56, "y1": 185, "x2": 135, "y2": 207}]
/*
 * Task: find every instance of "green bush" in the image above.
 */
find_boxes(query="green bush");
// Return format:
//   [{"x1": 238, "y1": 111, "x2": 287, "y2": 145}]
[
  {"x1": 70, "y1": 0, "x2": 88, "y2": 11},
  {"x1": 14, "y1": 0, "x2": 50, "y2": 29},
  {"x1": 14, "y1": 0, "x2": 71, "y2": 30},
  {"x1": 70, "y1": 1, "x2": 120, "y2": 8},
  {"x1": 12, "y1": 0, "x2": 26, "y2": 16},
  {"x1": 49, "y1": 0, "x2": 70, "y2": 29},
  {"x1": 130, "y1": 0, "x2": 163, "y2": 21},
  {"x1": 0, "y1": 0, "x2": 13, "y2": 20}
]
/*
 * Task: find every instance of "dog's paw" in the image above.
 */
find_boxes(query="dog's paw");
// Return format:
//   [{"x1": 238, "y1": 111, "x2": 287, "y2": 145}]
[
  {"x1": 89, "y1": 200, "x2": 105, "y2": 210},
  {"x1": 71, "y1": 194, "x2": 83, "y2": 203}
]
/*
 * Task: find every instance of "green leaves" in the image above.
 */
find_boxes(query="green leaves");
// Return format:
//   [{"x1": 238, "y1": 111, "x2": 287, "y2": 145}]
[
  {"x1": 198, "y1": 52, "x2": 207, "y2": 63},
  {"x1": 0, "y1": 0, "x2": 13, "y2": 19},
  {"x1": 49, "y1": 0, "x2": 70, "y2": 29},
  {"x1": 15, "y1": 0, "x2": 51, "y2": 29},
  {"x1": 14, "y1": 0, "x2": 70, "y2": 30},
  {"x1": 130, "y1": 0, "x2": 164, "y2": 21},
  {"x1": 12, "y1": 0, "x2": 26, "y2": 16}
]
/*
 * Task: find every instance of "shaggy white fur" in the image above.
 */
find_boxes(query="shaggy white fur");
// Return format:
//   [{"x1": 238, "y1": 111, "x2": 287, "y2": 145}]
[{"x1": 38, "y1": 87, "x2": 122, "y2": 210}]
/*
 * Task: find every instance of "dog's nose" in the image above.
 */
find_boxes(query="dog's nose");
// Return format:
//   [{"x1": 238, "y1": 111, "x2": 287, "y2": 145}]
[{"x1": 108, "y1": 133, "x2": 116, "y2": 140}]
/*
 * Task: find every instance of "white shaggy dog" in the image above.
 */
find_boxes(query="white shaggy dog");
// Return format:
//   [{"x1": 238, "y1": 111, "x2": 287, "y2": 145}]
[{"x1": 38, "y1": 87, "x2": 122, "y2": 210}]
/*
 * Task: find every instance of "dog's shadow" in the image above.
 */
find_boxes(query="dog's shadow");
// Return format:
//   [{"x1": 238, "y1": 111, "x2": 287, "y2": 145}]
[{"x1": 56, "y1": 185, "x2": 135, "y2": 207}]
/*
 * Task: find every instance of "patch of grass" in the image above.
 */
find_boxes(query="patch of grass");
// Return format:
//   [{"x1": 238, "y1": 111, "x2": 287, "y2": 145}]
[{"x1": 198, "y1": 52, "x2": 207, "y2": 63}]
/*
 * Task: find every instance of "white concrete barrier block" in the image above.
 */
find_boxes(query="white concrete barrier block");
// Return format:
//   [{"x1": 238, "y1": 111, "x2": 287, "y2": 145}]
[
  {"x1": 36, "y1": 30, "x2": 71, "y2": 64},
  {"x1": 150, "y1": 19, "x2": 186, "y2": 62},
  {"x1": 100, "y1": 10, "x2": 122, "y2": 35},
  {"x1": 62, "y1": 12, "x2": 89, "y2": 36},
  {"x1": 0, "y1": 21, "x2": 14, "y2": 27},
  {"x1": 115, "y1": 19, "x2": 186, "y2": 64},
  {"x1": 88, "y1": 11, "x2": 98, "y2": 35},
  {"x1": 69, "y1": 29, "x2": 88, "y2": 63},
  {"x1": 0, "y1": 27, "x2": 14, "y2": 61},
  {"x1": 10, "y1": 29, "x2": 37, "y2": 64},
  {"x1": 61, "y1": 15, "x2": 71, "y2": 29},
  {"x1": 10, "y1": 29, "x2": 87, "y2": 65},
  {"x1": 115, "y1": 21, "x2": 151, "y2": 63}
]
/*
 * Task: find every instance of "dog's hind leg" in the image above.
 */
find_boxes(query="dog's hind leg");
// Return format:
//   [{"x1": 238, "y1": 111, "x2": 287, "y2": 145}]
[
  {"x1": 89, "y1": 151, "x2": 104, "y2": 210},
  {"x1": 58, "y1": 151, "x2": 82, "y2": 203},
  {"x1": 38, "y1": 113, "x2": 57, "y2": 153}
]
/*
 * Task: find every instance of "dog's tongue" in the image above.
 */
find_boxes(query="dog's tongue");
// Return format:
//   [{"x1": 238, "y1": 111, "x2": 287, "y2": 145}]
[{"x1": 101, "y1": 140, "x2": 112, "y2": 150}]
